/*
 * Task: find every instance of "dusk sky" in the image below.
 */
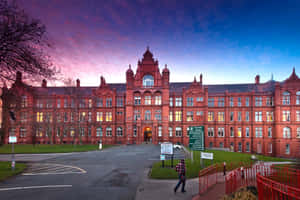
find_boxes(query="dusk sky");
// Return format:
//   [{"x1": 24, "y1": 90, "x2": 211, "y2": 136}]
[{"x1": 17, "y1": 0, "x2": 300, "y2": 86}]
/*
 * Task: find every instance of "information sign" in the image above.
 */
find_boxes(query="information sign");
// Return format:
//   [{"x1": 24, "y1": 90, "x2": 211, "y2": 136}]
[
  {"x1": 161, "y1": 142, "x2": 173, "y2": 155},
  {"x1": 9, "y1": 136, "x2": 17, "y2": 144},
  {"x1": 189, "y1": 126, "x2": 205, "y2": 151},
  {"x1": 201, "y1": 152, "x2": 213, "y2": 160}
]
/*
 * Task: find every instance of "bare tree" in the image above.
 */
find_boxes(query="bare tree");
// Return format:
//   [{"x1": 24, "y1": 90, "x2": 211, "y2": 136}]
[{"x1": 0, "y1": 0, "x2": 58, "y2": 85}]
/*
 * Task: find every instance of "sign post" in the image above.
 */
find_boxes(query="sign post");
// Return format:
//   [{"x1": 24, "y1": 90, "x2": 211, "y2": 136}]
[
  {"x1": 200, "y1": 152, "x2": 214, "y2": 168},
  {"x1": 160, "y1": 142, "x2": 173, "y2": 168},
  {"x1": 9, "y1": 136, "x2": 17, "y2": 171}
]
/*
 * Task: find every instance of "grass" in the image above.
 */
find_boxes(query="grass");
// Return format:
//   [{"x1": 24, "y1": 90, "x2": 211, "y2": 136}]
[
  {"x1": 0, "y1": 144, "x2": 114, "y2": 154},
  {"x1": 0, "y1": 161, "x2": 27, "y2": 181},
  {"x1": 150, "y1": 149, "x2": 290, "y2": 179}
]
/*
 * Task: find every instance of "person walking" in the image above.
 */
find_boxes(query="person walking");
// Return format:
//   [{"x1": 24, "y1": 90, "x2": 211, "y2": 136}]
[
  {"x1": 223, "y1": 161, "x2": 226, "y2": 176},
  {"x1": 174, "y1": 159, "x2": 186, "y2": 193}
]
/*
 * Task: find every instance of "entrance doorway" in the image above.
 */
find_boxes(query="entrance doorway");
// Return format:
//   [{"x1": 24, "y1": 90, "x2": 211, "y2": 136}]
[{"x1": 143, "y1": 127, "x2": 152, "y2": 143}]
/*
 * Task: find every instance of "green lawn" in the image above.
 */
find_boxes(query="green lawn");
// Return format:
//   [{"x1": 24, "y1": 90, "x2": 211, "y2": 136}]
[
  {"x1": 0, "y1": 144, "x2": 114, "y2": 154},
  {"x1": 150, "y1": 149, "x2": 290, "y2": 179},
  {"x1": 0, "y1": 161, "x2": 27, "y2": 181}
]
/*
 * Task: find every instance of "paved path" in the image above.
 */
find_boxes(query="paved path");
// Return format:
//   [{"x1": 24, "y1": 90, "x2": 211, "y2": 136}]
[{"x1": 0, "y1": 153, "x2": 75, "y2": 162}]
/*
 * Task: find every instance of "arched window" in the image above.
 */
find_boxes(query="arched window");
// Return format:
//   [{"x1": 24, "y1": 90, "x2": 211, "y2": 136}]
[
  {"x1": 296, "y1": 91, "x2": 300, "y2": 105},
  {"x1": 106, "y1": 127, "x2": 112, "y2": 136},
  {"x1": 282, "y1": 91, "x2": 290, "y2": 105},
  {"x1": 283, "y1": 127, "x2": 291, "y2": 138},
  {"x1": 96, "y1": 127, "x2": 102, "y2": 137},
  {"x1": 116, "y1": 127, "x2": 123, "y2": 136},
  {"x1": 143, "y1": 75, "x2": 154, "y2": 88}
]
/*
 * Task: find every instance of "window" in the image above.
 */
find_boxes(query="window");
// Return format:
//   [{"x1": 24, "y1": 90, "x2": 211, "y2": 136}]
[
  {"x1": 155, "y1": 110, "x2": 161, "y2": 121},
  {"x1": 209, "y1": 142, "x2": 213, "y2": 148},
  {"x1": 208, "y1": 98, "x2": 214, "y2": 107},
  {"x1": 36, "y1": 127, "x2": 43, "y2": 137},
  {"x1": 133, "y1": 126, "x2": 137, "y2": 137},
  {"x1": 245, "y1": 112, "x2": 249, "y2": 122},
  {"x1": 285, "y1": 144, "x2": 290, "y2": 154},
  {"x1": 9, "y1": 128, "x2": 16, "y2": 136},
  {"x1": 268, "y1": 143, "x2": 272, "y2": 153},
  {"x1": 117, "y1": 98, "x2": 123, "y2": 107},
  {"x1": 56, "y1": 113, "x2": 61, "y2": 122},
  {"x1": 88, "y1": 112, "x2": 92, "y2": 122},
  {"x1": 266, "y1": 112, "x2": 273, "y2": 122},
  {"x1": 143, "y1": 75, "x2": 154, "y2": 87},
  {"x1": 219, "y1": 142, "x2": 224, "y2": 148},
  {"x1": 238, "y1": 112, "x2": 242, "y2": 122},
  {"x1": 155, "y1": 96, "x2": 162, "y2": 105},
  {"x1": 158, "y1": 126, "x2": 162, "y2": 137},
  {"x1": 169, "y1": 111, "x2": 173, "y2": 122},
  {"x1": 246, "y1": 142, "x2": 250, "y2": 152},
  {"x1": 145, "y1": 110, "x2": 151, "y2": 120},
  {"x1": 134, "y1": 110, "x2": 140, "y2": 121},
  {"x1": 134, "y1": 96, "x2": 141, "y2": 105},
  {"x1": 255, "y1": 127, "x2": 263, "y2": 138},
  {"x1": 197, "y1": 97, "x2": 203, "y2": 102},
  {"x1": 187, "y1": 127, "x2": 191, "y2": 136},
  {"x1": 80, "y1": 127, "x2": 85, "y2": 136},
  {"x1": 230, "y1": 112, "x2": 234, "y2": 121},
  {"x1": 64, "y1": 112, "x2": 68, "y2": 122},
  {"x1": 296, "y1": 91, "x2": 300, "y2": 105},
  {"x1": 238, "y1": 97, "x2": 242, "y2": 107},
  {"x1": 230, "y1": 127, "x2": 234, "y2": 137},
  {"x1": 237, "y1": 127, "x2": 242, "y2": 137},
  {"x1": 175, "y1": 127, "x2": 182, "y2": 137},
  {"x1": 218, "y1": 98, "x2": 224, "y2": 107},
  {"x1": 208, "y1": 127, "x2": 214, "y2": 137},
  {"x1": 266, "y1": 97, "x2": 273, "y2": 106},
  {"x1": 106, "y1": 112, "x2": 112, "y2": 122},
  {"x1": 282, "y1": 91, "x2": 290, "y2": 105},
  {"x1": 79, "y1": 99, "x2": 86, "y2": 108},
  {"x1": 218, "y1": 127, "x2": 224, "y2": 137},
  {"x1": 218, "y1": 112, "x2": 224, "y2": 122},
  {"x1": 196, "y1": 111, "x2": 203, "y2": 116},
  {"x1": 96, "y1": 98, "x2": 103, "y2": 107},
  {"x1": 187, "y1": 111, "x2": 193, "y2": 122},
  {"x1": 175, "y1": 97, "x2": 182, "y2": 107},
  {"x1": 71, "y1": 99, "x2": 75, "y2": 108},
  {"x1": 20, "y1": 112, "x2": 27, "y2": 123},
  {"x1": 36, "y1": 112, "x2": 43, "y2": 122},
  {"x1": 296, "y1": 111, "x2": 300, "y2": 121},
  {"x1": 106, "y1": 127, "x2": 112, "y2": 136},
  {"x1": 246, "y1": 127, "x2": 250, "y2": 137},
  {"x1": 246, "y1": 97, "x2": 249, "y2": 107},
  {"x1": 187, "y1": 97, "x2": 194, "y2": 106},
  {"x1": 282, "y1": 111, "x2": 290, "y2": 121},
  {"x1": 116, "y1": 127, "x2": 123, "y2": 136},
  {"x1": 63, "y1": 128, "x2": 68, "y2": 137},
  {"x1": 20, "y1": 128, "x2": 26, "y2": 137},
  {"x1": 255, "y1": 97, "x2": 262, "y2": 106},
  {"x1": 45, "y1": 112, "x2": 53, "y2": 123},
  {"x1": 230, "y1": 97, "x2": 234, "y2": 107},
  {"x1": 169, "y1": 97, "x2": 173, "y2": 107},
  {"x1": 64, "y1": 98, "x2": 68, "y2": 108},
  {"x1": 145, "y1": 96, "x2": 151, "y2": 105},
  {"x1": 169, "y1": 127, "x2": 173, "y2": 137},
  {"x1": 56, "y1": 127, "x2": 60, "y2": 137},
  {"x1": 88, "y1": 99, "x2": 92, "y2": 108},
  {"x1": 297, "y1": 127, "x2": 300, "y2": 138},
  {"x1": 21, "y1": 96, "x2": 27, "y2": 107},
  {"x1": 255, "y1": 112, "x2": 262, "y2": 122},
  {"x1": 175, "y1": 111, "x2": 182, "y2": 121},
  {"x1": 80, "y1": 112, "x2": 86, "y2": 122},
  {"x1": 238, "y1": 142, "x2": 242, "y2": 152},
  {"x1": 208, "y1": 112, "x2": 214, "y2": 122},
  {"x1": 96, "y1": 127, "x2": 103, "y2": 137},
  {"x1": 268, "y1": 127, "x2": 272, "y2": 138},
  {"x1": 283, "y1": 127, "x2": 291, "y2": 138},
  {"x1": 97, "y1": 112, "x2": 103, "y2": 122},
  {"x1": 88, "y1": 127, "x2": 91, "y2": 137},
  {"x1": 37, "y1": 99, "x2": 43, "y2": 108},
  {"x1": 106, "y1": 98, "x2": 112, "y2": 107}
]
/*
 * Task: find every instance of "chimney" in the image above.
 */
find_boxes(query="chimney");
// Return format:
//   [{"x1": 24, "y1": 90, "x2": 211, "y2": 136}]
[
  {"x1": 200, "y1": 73, "x2": 203, "y2": 85},
  {"x1": 42, "y1": 79, "x2": 47, "y2": 87},
  {"x1": 255, "y1": 75, "x2": 260, "y2": 84},
  {"x1": 76, "y1": 79, "x2": 80, "y2": 87},
  {"x1": 16, "y1": 71, "x2": 22, "y2": 83}
]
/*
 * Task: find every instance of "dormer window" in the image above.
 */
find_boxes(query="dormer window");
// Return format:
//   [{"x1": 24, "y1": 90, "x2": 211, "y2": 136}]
[{"x1": 143, "y1": 75, "x2": 154, "y2": 88}]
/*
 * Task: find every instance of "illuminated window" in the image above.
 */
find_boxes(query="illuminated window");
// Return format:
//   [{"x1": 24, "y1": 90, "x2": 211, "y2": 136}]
[
  {"x1": 282, "y1": 91, "x2": 290, "y2": 105},
  {"x1": 80, "y1": 112, "x2": 86, "y2": 122},
  {"x1": 218, "y1": 127, "x2": 224, "y2": 137},
  {"x1": 116, "y1": 127, "x2": 123, "y2": 136},
  {"x1": 208, "y1": 112, "x2": 214, "y2": 122},
  {"x1": 169, "y1": 111, "x2": 173, "y2": 122},
  {"x1": 106, "y1": 127, "x2": 112, "y2": 136},
  {"x1": 237, "y1": 127, "x2": 242, "y2": 137},
  {"x1": 70, "y1": 128, "x2": 75, "y2": 137},
  {"x1": 36, "y1": 127, "x2": 43, "y2": 137},
  {"x1": 187, "y1": 111, "x2": 193, "y2": 122},
  {"x1": 143, "y1": 75, "x2": 154, "y2": 87},
  {"x1": 218, "y1": 112, "x2": 224, "y2": 122},
  {"x1": 175, "y1": 97, "x2": 182, "y2": 107},
  {"x1": 175, "y1": 127, "x2": 182, "y2": 137},
  {"x1": 145, "y1": 96, "x2": 151, "y2": 105},
  {"x1": 36, "y1": 112, "x2": 43, "y2": 122},
  {"x1": 208, "y1": 127, "x2": 214, "y2": 137},
  {"x1": 175, "y1": 111, "x2": 182, "y2": 121},
  {"x1": 106, "y1": 112, "x2": 112, "y2": 122},
  {"x1": 282, "y1": 111, "x2": 290, "y2": 122},
  {"x1": 155, "y1": 96, "x2": 162, "y2": 105},
  {"x1": 134, "y1": 96, "x2": 141, "y2": 105},
  {"x1": 283, "y1": 127, "x2": 291, "y2": 138},
  {"x1": 266, "y1": 112, "x2": 273, "y2": 122},
  {"x1": 96, "y1": 112, "x2": 103, "y2": 122}
]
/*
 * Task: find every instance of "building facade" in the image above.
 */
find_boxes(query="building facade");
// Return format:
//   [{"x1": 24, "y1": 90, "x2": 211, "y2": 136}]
[{"x1": 1, "y1": 49, "x2": 300, "y2": 158}]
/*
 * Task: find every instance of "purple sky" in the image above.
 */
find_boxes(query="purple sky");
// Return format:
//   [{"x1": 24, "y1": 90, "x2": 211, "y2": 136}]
[{"x1": 17, "y1": 0, "x2": 300, "y2": 86}]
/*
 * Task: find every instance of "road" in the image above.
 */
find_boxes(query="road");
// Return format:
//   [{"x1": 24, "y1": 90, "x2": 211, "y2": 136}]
[{"x1": 0, "y1": 144, "x2": 186, "y2": 200}]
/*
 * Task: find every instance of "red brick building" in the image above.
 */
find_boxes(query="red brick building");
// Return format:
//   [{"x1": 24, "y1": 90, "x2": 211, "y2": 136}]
[{"x1": 1, "y1": 49, "x2": 300, "y2": 158}]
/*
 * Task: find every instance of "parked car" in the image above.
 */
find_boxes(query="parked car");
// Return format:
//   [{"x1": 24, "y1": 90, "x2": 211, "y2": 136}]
[{"x1": 173, "y1": 144, "x2": 182, "y2": 150}]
